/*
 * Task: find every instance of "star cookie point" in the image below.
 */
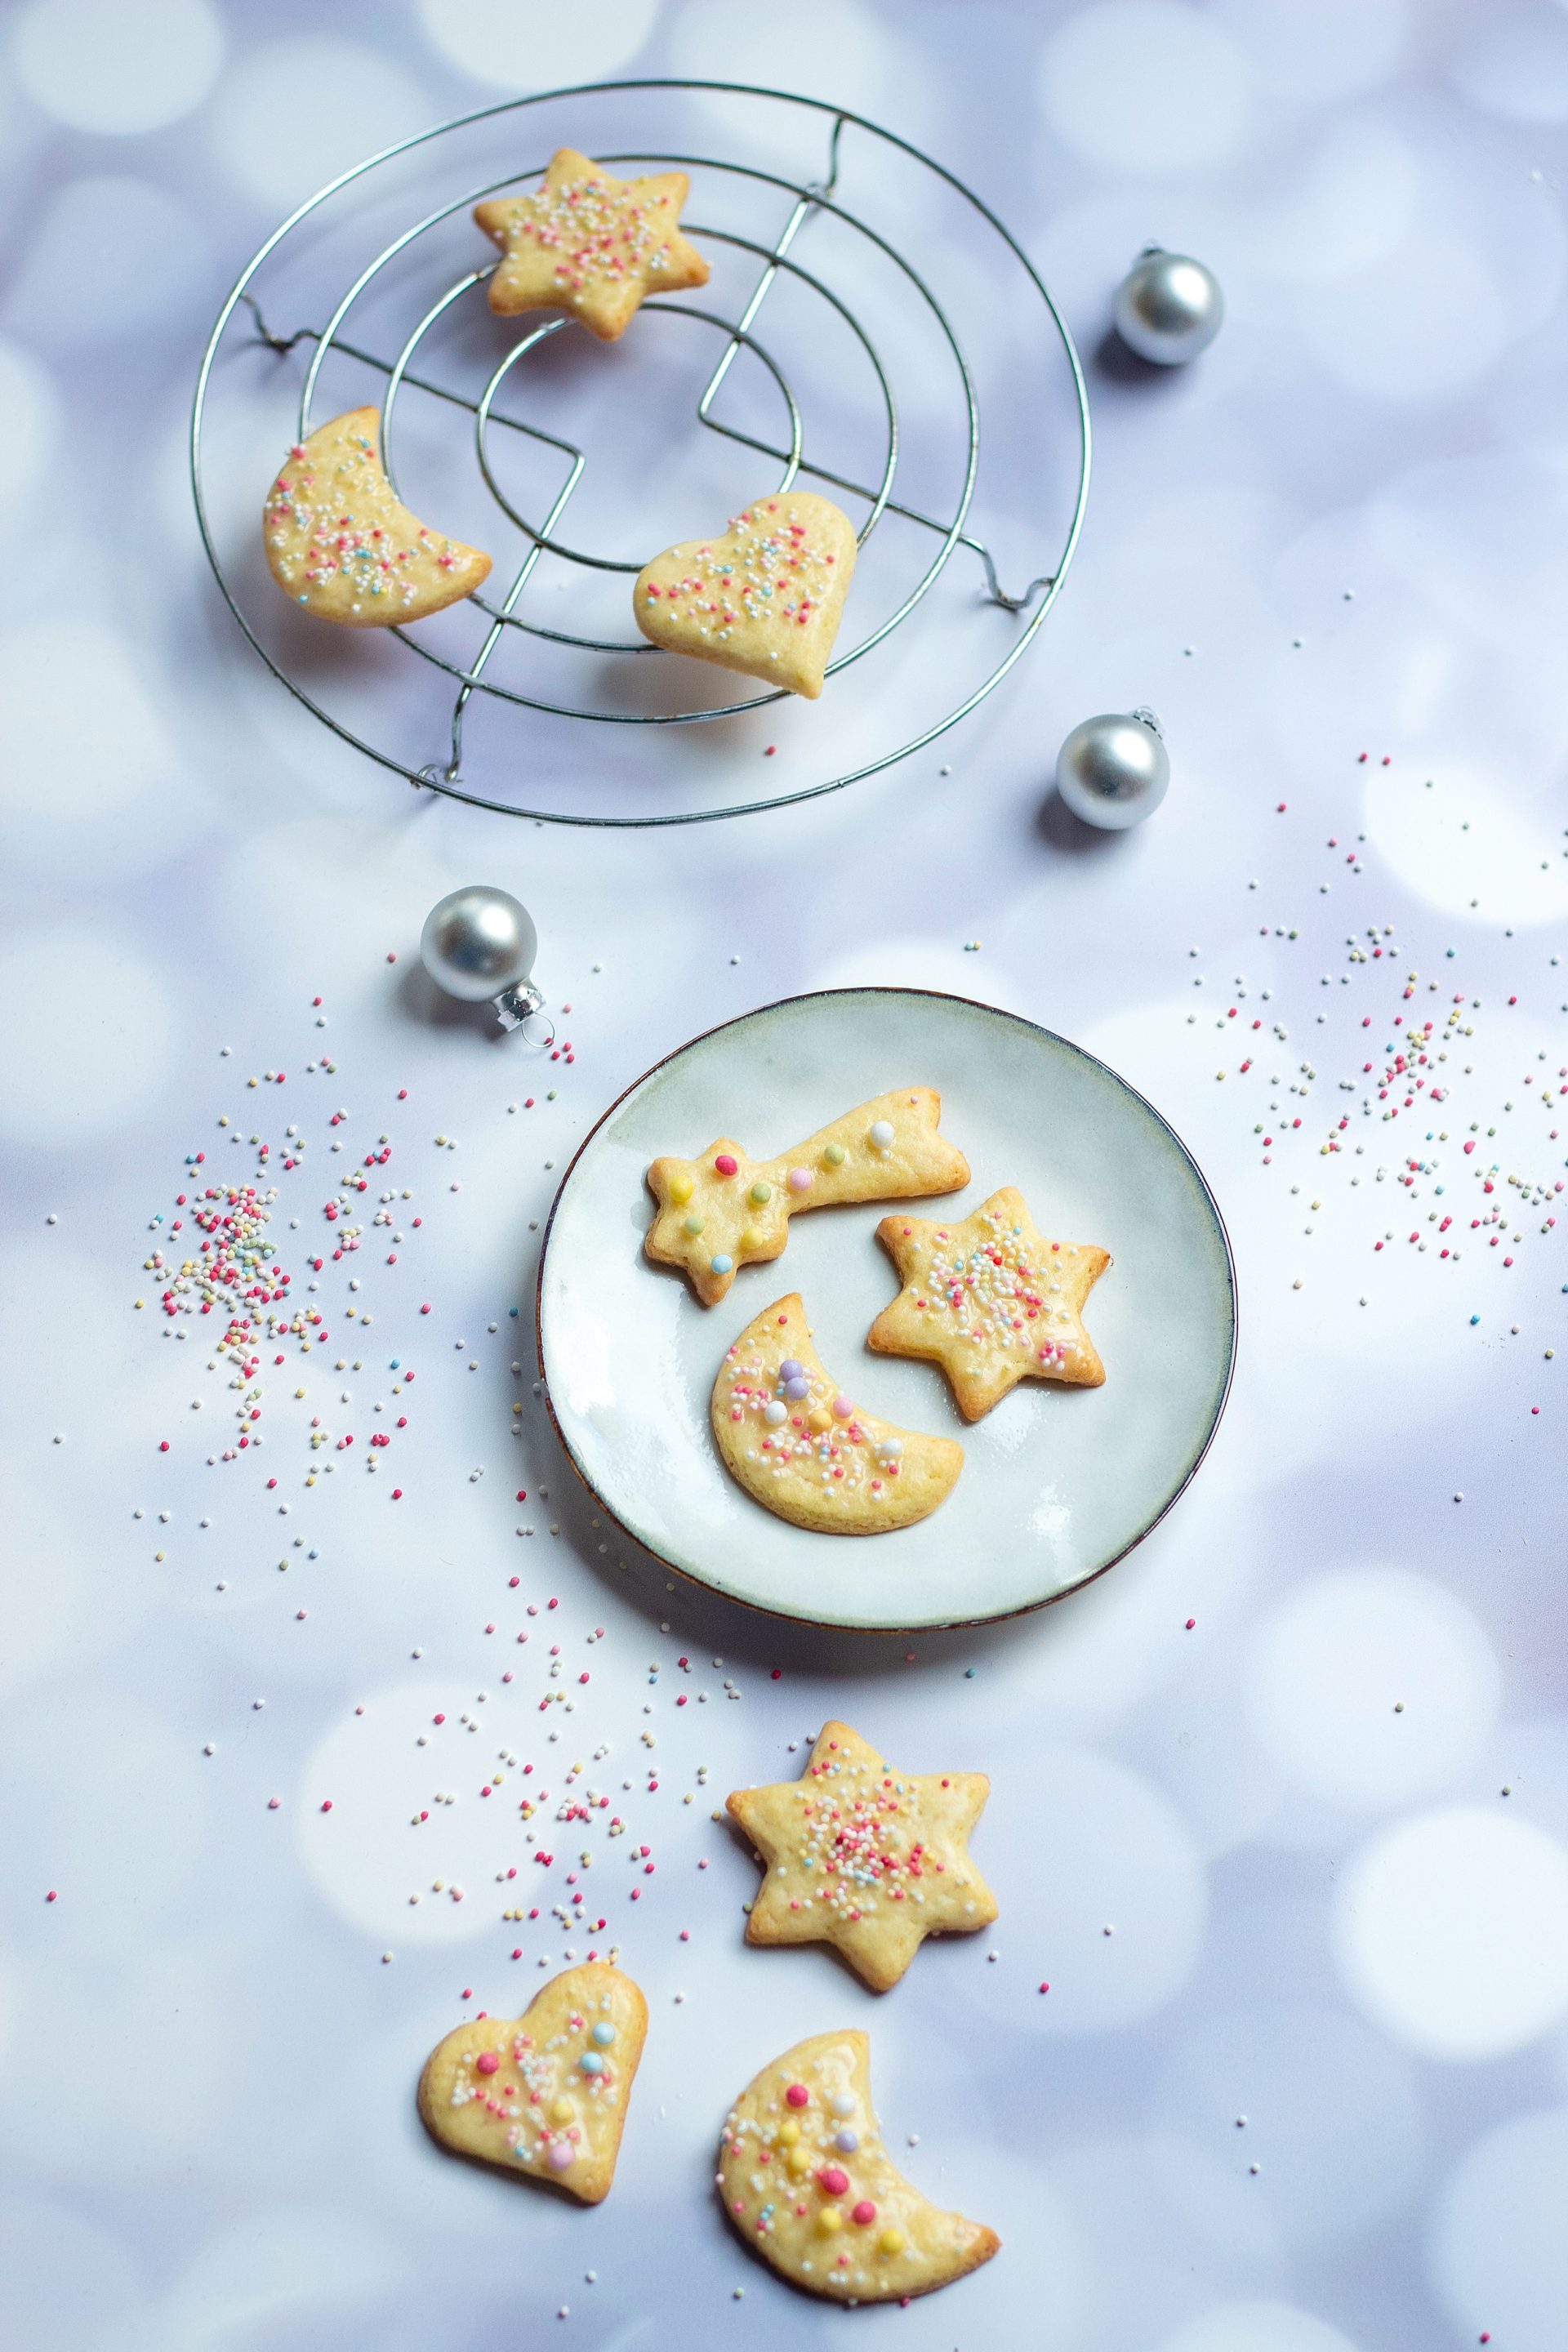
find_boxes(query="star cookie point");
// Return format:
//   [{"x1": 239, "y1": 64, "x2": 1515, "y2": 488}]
[
  {"x1": 868, "y1": 1183, "x2": 1110, "y2": 1420},
  {"x1": 727, "y1": 1720, "x2": 997, "y2": 1992},
  {"x1": 474, "y1": 147, "x2": 709, "y2": 340}
]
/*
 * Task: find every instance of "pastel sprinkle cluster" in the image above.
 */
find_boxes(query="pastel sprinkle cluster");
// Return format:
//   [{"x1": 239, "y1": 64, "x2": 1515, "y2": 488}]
[
  {"x1": 642, "y1": 501, "x2": 840, "y2": 647},
  {"x1": 451, "y1": 2003, "x2": 623, "y2": 2176},
  {"x1": 493, "y1": 171, "x2": 679, "y2": 296},
  {"x1": 721, "y1": 1343, "x2": 905, "y2": 1504},
  {"x1": 265, "y1": 437, "x2": 449, "y2": 614},
  {"x1": 903, "y1": 1208, "x2": 1085, "y2": 1366}
]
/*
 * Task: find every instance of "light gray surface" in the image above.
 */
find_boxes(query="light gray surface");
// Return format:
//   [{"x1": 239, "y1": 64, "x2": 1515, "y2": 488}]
[
  {"x1": 540, "y1": 989, "x2": 1233, "y2": 1624},
  {"x1": 3, "y1": 4, "x2": 1568, "y2": 2349}
]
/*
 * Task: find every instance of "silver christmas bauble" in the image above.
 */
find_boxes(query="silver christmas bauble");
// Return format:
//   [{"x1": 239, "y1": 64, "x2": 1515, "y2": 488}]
[
  {"x1": 1113, "y1": 247, "x2": 1224, "y2": 365},
  {"x1": 1054, "y1": 709, "x2": 1169, "y2": 831},
  {"x1": 420, "y1": 885, "x2": 544, "y2": 1031}
]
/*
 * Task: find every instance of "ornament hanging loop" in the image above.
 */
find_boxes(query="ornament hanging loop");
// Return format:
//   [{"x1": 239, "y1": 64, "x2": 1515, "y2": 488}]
[{"x1": 496, "y1": 978, "x2": 555, "y2": 1047}]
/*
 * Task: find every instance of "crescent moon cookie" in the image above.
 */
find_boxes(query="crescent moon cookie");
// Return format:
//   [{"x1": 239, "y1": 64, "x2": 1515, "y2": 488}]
[
  {"x1": 645, "y1": 1088, "x2": 969, "y2": 1307},
  {"x1": 633, "y1": 491, "x2": 857, "y2": 698},
  {"x1": 473, "y1": 148, "x2": 709, "y2": 340},
  {"x1": 416, "y1": 1962, "x2": 647, "y2": 2204},
  {"x1": 714, "y1": 1294, "x2": 961, "y2": 1535},
  {"x1": 717, "y1": 2028, "x2": 1000, "y2": 2302},
  {"x1": 263, "y1": 408, "x2": 492, "y2": 626},
  {"x1": 726, "y1": 1720, "x2": 997, "y2": 1990},
  {"x1": 868, "y1": 1183, "x2": 1111, "y2": 1422}
]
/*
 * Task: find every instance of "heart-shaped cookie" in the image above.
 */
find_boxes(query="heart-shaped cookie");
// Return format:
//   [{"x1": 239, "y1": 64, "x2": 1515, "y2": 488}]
[
  {"x1": 417, "y1": 1962, "x2": 647, "y2": 2203},
  {"x1": 633, "y1": 490, "x2": 857, "y2": 698}
]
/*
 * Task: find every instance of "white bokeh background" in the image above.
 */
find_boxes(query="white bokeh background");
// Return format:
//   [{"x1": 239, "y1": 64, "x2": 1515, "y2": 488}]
[{"x1": 2, "y1": 2, "x2": 1566, "y2": 2346}]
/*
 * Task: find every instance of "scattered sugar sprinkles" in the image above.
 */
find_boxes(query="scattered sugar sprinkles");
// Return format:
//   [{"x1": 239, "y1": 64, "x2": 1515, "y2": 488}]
[{"x1": 83, "y1": 727, "x2": 1557, "y2": 2339}]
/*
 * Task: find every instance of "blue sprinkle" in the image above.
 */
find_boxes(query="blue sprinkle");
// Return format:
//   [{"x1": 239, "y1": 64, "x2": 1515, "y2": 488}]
[
  {"x1": 590, "y1": 2020, "x2": 616, "y2": 2047},
  {"x1": 710, "y1": 1253, "x2": 733, "y2": 1275},
  {"x1": 308, "y1": 1548, "x2": 319, "y2": 1560},
  {"x1": 1470, "y1": 1315, "x2": 1481, "y2": 1325},
  {"x1": 964, "y1": 1667, "x2": 976, "y2": 1678},
  {"x1": 579, "y1": 2051, "x2": 606, "y2": 2075},
  {"x1": 510, "y1": 1307, "x2": 519, "y2": 1318},
  {"x1": 1446, "y1": 947, "x2": 1455, "y2": 956},
  {"x1": 389, "y1": 1358, "x2": 400, "y2": 1370}
]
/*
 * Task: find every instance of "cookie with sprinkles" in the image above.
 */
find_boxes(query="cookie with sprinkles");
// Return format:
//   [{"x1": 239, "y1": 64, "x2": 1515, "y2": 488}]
[
  {"x1": 263, "y1": 408, "x2": 492, "y2": 626},
  {"x1": 717, "y1": 2028, "x2": 1000, "y2": 2301},
  {"x1": 417, "y1": 1962, "x2": 647, "y2": 2204},
  {"x1": 868, "y1": 1184, "x2": 1111, "y2": 1420},
  {"x1": 713, "y1": 1293, "x2": 963, "y2": 1535},
  {"x1": 726, "y1": 1720, "x2": 997, "y2": 1990},
  {"x1": 633, "y1": 492, "x2": 858, "y2": 698},
  {"x1": 645, "y1": 1087, "x2": 969, "y2": 1307},
  {"x1": 474, "y1": 148, "x2": 709, "y2": 340}
]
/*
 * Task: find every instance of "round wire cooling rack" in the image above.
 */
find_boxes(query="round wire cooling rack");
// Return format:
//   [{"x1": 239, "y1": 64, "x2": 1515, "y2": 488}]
[{"x1": 191, "y1": 79, "x2": 1091, "y2": 828}]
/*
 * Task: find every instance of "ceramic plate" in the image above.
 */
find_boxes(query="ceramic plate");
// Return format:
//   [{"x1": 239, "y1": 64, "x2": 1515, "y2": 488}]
[{"x1": 537, "y1": 990, "x2": 1236, "y2": 1630}]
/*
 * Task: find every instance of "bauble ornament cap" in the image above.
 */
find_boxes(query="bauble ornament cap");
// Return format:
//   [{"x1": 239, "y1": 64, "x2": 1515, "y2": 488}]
[{"x1": 419, "y1": 884, "x2": 552, "y2": 1038}]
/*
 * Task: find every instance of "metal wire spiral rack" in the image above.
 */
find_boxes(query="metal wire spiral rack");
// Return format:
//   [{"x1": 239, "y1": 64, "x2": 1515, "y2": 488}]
[{"x1": 191, "y1": 78, "x2": 1091, "y2": 827}]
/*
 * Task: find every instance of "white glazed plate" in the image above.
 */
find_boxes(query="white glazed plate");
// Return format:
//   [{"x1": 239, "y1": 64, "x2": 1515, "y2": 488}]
[{"x1": 537, "y1": 989, "x2": 1236, "y2": 1630}]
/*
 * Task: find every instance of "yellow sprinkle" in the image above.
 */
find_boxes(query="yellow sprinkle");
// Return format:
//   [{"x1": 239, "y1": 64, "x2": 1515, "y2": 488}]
[
  {"x1": 669, "y1": 1174, "x2": 693, "y2": 1205},
  {"x1": 549, "y1": 2096, "x2": 575, "y2": 2124},
  {"x1": 777, "y1": 2119, "x2": 800, "y2": 2146},
  {"x1": 878, "y1": 2226, "x2": 906, "y2": 2256}
]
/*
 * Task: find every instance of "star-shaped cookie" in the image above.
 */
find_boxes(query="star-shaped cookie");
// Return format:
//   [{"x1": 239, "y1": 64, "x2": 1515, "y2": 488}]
[
  {"x1": 867, "y1": 1184, "x2": 1110, "y2": 1421},
  {"x1": 727, "y1": 1721, "x2": 997, "y2": 1993},
  {"x1": 473, "y1": 147, "x2": 710, "y2": 340}
]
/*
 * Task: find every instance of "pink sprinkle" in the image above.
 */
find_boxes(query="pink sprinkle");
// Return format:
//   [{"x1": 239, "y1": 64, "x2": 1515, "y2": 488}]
[
  {"x1": 45, "y1": 1890, "x2": 56, "y2": 1904},
  {"x1": 1185, "y1": 1618, "x2": 1196, "y2": 1630},
  {"x1": 476, "y1": 2051, "x2": 500, "y2": 2075},
  {"x1": 267, "y1": 1797, "x2": 280, "y2": 1811},
  {"x1": 786, "y1": 2082, "x2": 809, "y2": 2108},
  {"x1": 1038, "y1": 1981, "x2": 1049, "y2": 1993},
  {"x1": 320, "y1": 1799, "x2": 332, "y2": 1813}
]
